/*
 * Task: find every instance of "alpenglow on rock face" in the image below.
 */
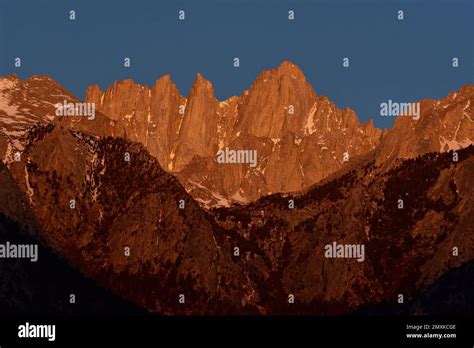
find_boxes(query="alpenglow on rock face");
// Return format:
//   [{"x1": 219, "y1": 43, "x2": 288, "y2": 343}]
[
  {"x1": 0, "y1": 62, "x2": 473, "y2": 316},
  {"x1": 84, "y1": 61, "x2": 383, "y2": 207},
  {"x1": 1, "y1": 62, "x2": 472, "y2": 208}
]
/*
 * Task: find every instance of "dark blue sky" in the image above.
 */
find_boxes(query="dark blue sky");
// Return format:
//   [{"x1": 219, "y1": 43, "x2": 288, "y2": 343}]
[{"x1": 0, "y1": 0, "x2": 472, "y2": 129}]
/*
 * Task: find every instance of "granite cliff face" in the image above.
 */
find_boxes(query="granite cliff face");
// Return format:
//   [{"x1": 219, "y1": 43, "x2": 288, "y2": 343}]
[
  {"x1": 85, "y1": 75, "x2": 185, "y2": 167},
  {"x1": 0, "y1": 74, "x2": 77, "y2": 160},
  {"x1": 0, "y1": 63, "x2": 473, "y2": 315},
  {"x1": 83, "y1": 63, "x2": 473, "y2": 207},
  {"x1": 375, "y1": 85, "x2": 474, "y2": 166},
  {"x1": 0, "y1": 74, "x2": 116, "y2": 163},
  {"x1": 3, "y1": 63, "x2": 471, "y2": 208},
  {"x1": 84, "y1": 61, "x2": 383, "y2": 206}
]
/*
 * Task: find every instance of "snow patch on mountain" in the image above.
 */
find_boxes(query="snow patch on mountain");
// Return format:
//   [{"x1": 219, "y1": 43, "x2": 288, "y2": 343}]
[{"x1": 304, "y1": 103, "x2": 317, "y2": 135}]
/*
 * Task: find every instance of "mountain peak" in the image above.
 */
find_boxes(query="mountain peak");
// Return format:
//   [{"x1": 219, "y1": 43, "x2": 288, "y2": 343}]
[
  {"x1": 194, "y1": 72, "x2": 211, "y2": 83},
  {"x1": 3, "y1": 73, "x2": 19, "y2": 81},
  {"x1": 26, "y1": 75, "x2": 54, "y2": 82},
  {"x1": 190, "y1": 73, "x2": 214, "y2": 96},
  {"x1": 158, "y1": 74, "x2": 172, "y2": 82},
  {"x1": 274, "y1": 60, "x2": 306, "y2": 78},
  {"x1": 278, "y1": 60, "x2": 301, "y2": 71},
  {"x1": 459, "y1": 84, "x2": 474, "y2": 96},
  {"x1": 248, "y1": 61, "x2": 308, "y2": 92}
]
